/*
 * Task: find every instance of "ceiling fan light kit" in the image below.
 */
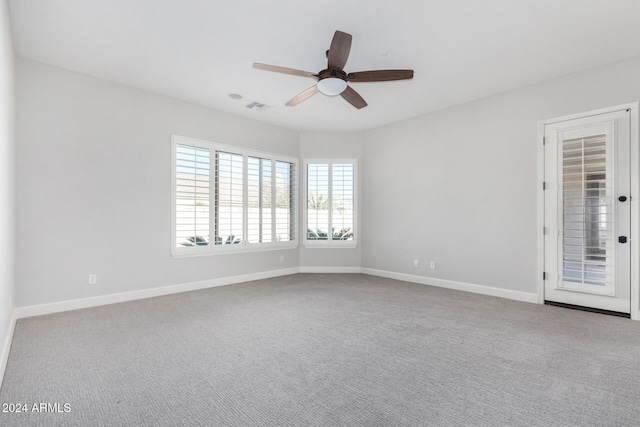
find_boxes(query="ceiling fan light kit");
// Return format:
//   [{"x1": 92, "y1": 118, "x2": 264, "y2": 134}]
[
  {"x1": 317, "y1": 77, "x2": 347, "y2": 96},
  {"x1": 253, "y1": 30, "x2": 414, "y2": 109}
]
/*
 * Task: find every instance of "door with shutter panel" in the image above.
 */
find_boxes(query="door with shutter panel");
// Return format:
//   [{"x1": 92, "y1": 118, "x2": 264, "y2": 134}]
[{"x1": 544, "y1": 109, "x2": 631, "y2": 313}]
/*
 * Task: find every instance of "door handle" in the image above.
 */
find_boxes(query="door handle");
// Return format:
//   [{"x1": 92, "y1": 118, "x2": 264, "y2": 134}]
[
  {"x1": 619, "y1": 196, "x2": 628, "y2": 202},
  {"x1": 619, "y1": 236, "x2": 628, "y2": 244}
]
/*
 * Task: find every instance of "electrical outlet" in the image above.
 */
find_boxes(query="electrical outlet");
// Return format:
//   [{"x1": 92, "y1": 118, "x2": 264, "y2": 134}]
[
  {"x1": 413, "y1": 259, "x2": 419, "y2": 268},
  {"x1": 88, "y1": 274, "x2": 97, "y2": 285},
  {"x1": 279, "y1": 255, "x2": 285, "y2": 263},
  {"x1": 430, "y1": 261, "x2": 436, "y2": 270}
]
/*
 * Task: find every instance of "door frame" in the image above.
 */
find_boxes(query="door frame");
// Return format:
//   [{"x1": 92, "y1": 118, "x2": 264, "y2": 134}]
[{"x1": 537, "y1": 102, "x2": 640, "y2": 320}]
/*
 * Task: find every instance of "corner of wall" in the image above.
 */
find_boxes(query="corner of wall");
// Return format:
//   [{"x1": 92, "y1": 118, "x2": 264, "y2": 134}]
[
  {"x1": 0, "y1": 311, "x2": 16, "y2": 388},
  {"x1": 0, "y1": 0, "x2": 17, "y2": 389}
]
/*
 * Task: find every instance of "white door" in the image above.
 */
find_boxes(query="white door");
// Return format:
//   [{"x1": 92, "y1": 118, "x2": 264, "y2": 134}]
[{"x1": 544, "y1": 109, "x2": 631, "y2": 313}]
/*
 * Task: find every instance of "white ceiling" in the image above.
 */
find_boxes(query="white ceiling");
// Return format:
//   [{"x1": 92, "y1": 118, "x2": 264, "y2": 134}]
[{"x1": 8, "y1": 0, "x2": 640, "y2": 132}]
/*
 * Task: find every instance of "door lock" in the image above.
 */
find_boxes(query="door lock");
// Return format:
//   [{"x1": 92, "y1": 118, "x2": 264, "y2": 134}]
[{"x1": 619, "y1": 236, "x2": 628, "y2": 244}]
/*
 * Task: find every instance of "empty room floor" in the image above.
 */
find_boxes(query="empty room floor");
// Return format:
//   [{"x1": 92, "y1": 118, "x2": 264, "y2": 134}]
[{"x1": 1, "y1": 274, "x2": 639, "y2": 426}]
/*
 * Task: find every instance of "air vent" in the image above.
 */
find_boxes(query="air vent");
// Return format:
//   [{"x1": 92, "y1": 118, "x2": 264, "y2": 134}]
[{"x1": 245, "y1": 102, "x2": 271, "y2": 112}]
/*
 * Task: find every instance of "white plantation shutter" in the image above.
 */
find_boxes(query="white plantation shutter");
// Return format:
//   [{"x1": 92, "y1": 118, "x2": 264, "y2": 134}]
[
  {"x1": 275, "y1": 161, "x2": 296, "y2": 242},
  {"x1": 307, "y1": 164, "x2": 329, "y2": 240},
  {"x1": 172, "y1": 136, "x2": 297, "y2": 255},
  {"x1": 215, "y1": 151, "x2": 244, "y2": 245},
  {"x1": 175, "y1": 144, "x2": 210, "y2": 247},
  {"x1": 247, "y1": 157, "x2": 272, "y2": 244},
  {"x1": 305, "y1": 160, "x2": 356, "y2": 245},
  {"x1": 561, "y1": 135, "x2": 612, "y2": 287},
  {"x1": 331, "y1": 164, "x2": 354, "y2": 241}
]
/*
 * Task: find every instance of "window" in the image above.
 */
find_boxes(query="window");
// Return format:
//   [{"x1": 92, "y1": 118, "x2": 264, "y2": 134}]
[
  {"x1": 175, "y1": 143, "x2": 211, "y2": 247},
  {"x1": 172, "y1": 135, "x2": 297, "y2": 256},
  {"x1": 304, "y1": 159, "x2": 357, "y2": 247}
]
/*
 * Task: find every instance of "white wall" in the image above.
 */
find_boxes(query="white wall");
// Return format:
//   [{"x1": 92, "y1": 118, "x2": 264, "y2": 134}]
[
  {"x1": 15, "y1": 50, "x2": 640, "y2": 309},
  {"x1": 299, "y1": 132, "x2": 362, "y2": 269},
  {"x1": 362, "y1": 55, "x2": 640, "y2": 294},
  {"x1": 0, "y1": 0, "x2": 15, "y2": 380},
  {"x1": 15, "y1": 59, "x2": 300, "y2": 307}
]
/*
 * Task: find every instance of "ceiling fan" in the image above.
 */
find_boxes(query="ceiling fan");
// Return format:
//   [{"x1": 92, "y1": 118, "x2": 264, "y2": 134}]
[{"x1": 253, "y1": 30, "x2": 414, "y2": 109}]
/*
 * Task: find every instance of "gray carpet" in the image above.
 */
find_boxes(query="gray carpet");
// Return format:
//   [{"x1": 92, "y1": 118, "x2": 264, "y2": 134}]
[{"x1": 1, "y1": 273, "x2": 640, "y2": 426}]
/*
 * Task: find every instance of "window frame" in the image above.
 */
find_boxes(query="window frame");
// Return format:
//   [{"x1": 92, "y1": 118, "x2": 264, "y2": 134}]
[
  {"x1": 171, "y1": 135, "x2": 298, "y2": 257},
  {"x1": 303, "y1": 158, "x2": 358, "y2": 249}
]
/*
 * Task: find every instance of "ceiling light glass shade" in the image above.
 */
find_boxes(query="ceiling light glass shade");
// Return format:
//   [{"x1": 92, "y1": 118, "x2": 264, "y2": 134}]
[{"x1": 317, "y1": 78, "x2": 347, "y2": 96}]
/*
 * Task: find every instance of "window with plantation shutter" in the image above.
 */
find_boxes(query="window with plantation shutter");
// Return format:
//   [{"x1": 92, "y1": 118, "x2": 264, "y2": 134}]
[
  {"x1": 306, "y1": 163, "x2": 329, "y2": 240},
  {"x1": 175, "y1": 144, "x2": 210, "y2": 247},
  {"x1": 215, "y1": 151, "x2": 244, "y2": 245},
  {"x1": 275, "y1": 161, "x2": 296, "y2": 242},
  {"x1": 171, "y1": 135, "x2": 298, "y2": 256},
  {"x1": 247, "y1": 157, "x2": 272, "y2": 244},
  {"x1": 304, "y1": 159, "x2": 357, "y2": 247},
  {"x1": 561, "y1": 135, "x2": 612, "y2": 287},
  {"x1": 331, "y1": 163, "x2": 354, "y2": 240}
]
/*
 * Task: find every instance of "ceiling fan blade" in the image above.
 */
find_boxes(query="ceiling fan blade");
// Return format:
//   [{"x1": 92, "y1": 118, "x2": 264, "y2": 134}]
[
  {"x1": 327, "y1": 31, "x2": 352, "y2": 71},
  {"x1": 348, "y1": 70, "x2": 414, "y2": 82},
  {"x1": 340, "y1": 86, "x2": 367, "y2": 109},
  {"x1": 286, "y1": 85, "x2": 319, "y2": 106},
  {"x1": 253, "y1": 63, "x2": 317, "y2": 79}
]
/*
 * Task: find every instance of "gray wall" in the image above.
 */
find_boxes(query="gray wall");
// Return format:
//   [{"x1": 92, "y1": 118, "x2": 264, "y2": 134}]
[
  {"x1": 362, "y1": 55, "x2": 640, "y2": 294},
  {"x1": 299, "y1": 132, "x2": 362, "y2": 269},
  {"x1": 15, "y1": 59, "x2": 300, "y2": 307},
  {"x1": 0, "y1": 0, "x2": 15, "y2": 367}
]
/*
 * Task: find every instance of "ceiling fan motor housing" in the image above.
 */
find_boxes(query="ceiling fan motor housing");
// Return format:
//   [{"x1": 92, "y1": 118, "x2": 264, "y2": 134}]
[{"x1": 317, "y1": 68, "x2": 348, "y2": 81}]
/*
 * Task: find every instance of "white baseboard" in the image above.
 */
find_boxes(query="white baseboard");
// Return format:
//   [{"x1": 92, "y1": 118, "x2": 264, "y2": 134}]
[
  {"x1": 13, "y1": 266, "x2": 539, "y2": 320},
  {"x1": 15, "y1": 267, "x2": 299, "y2": 319},
  {"x1": 299, "y1": 266, "x2": 361, "y2": 273},
  {"x1": 0, "y1": 310, "x2": 16, "y2": 387},
  {"x1": 361, "y1": 268, "x2": 539, "y2": 304}
]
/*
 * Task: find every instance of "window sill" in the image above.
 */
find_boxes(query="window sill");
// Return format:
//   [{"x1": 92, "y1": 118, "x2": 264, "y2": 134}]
[
  {"x1": 303, "y1": 241, "x2": 358, "y2": 249},
  {"x1": 171, "y1": 242, "x2": 298, "y2": 258}
]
